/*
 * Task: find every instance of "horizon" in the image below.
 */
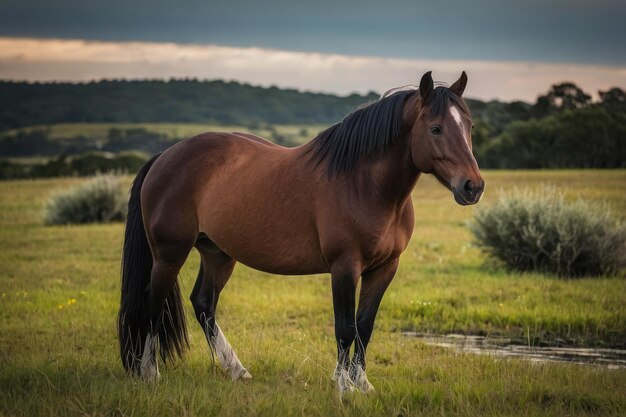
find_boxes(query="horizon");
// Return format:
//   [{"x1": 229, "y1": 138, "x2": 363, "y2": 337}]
[
  {"x1": 0, "y1": 71, "x2": 620, "y2": 106},
  {"x1": 1, "y1": 37, "x2": 624, "y2": 103},
  {"x1": 0, "y1": 1, "x2": 624, "y2": 102}
]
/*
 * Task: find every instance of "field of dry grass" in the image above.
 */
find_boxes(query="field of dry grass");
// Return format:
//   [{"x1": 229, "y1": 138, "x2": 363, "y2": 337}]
[{"x1": 0, "y1": 170, "x2": 624, "y2": 416}]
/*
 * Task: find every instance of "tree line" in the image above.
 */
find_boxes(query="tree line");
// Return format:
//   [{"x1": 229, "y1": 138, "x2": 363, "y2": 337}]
[
  {"x1": 0, "y1": 128, "x2": 171, "y2": 179},
  {"x1": 0, "y1": 79, "x2": 624, "y2": 176},
  {"x1": 0, "y1": 128, "x2": 173, "y2": 157},
  {"x1": 0, "y1": 152, "x2": 148, "y2": 179},
  {"x1": 474, "y1": 83, "x2": 625, "y2": 168},
  {"x1": 0, "y1": 79, "x2": 380, "y2": 130}
]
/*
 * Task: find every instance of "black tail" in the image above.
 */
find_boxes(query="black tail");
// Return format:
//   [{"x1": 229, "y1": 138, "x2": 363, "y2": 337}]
[{"x1": 117, "y1": 154, "x2": 189, "y2": 374}]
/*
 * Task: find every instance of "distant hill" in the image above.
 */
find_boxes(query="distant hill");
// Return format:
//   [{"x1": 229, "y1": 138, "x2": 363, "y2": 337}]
[
  {"x1": 0, "y1": 79, "x2": 385, "y2": 131},
  {"x1": 0, "y1": 79, "x2": 534, "y2": 133}
]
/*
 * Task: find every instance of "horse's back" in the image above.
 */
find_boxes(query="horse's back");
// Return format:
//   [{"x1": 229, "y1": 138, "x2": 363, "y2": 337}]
[
  {"x1": 231, "y1": 131, "x2": 278, "y2": 146},
  {"x1": 143, "y1": 131, "x2": 285, "y2": 192}
]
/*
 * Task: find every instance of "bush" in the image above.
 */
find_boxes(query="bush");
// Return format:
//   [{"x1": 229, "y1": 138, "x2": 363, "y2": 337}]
[
  {"x1": 44, "y1": 175, "x2": 127, "y2": 225},
  {"x1": 470, "y1": 188, "x2": 625, "y2": 278}
]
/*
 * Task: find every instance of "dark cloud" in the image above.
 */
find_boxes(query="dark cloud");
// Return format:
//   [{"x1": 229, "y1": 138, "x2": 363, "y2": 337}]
[{"x1": 0, "y1": 0, "x2": 624, "y2": 65}]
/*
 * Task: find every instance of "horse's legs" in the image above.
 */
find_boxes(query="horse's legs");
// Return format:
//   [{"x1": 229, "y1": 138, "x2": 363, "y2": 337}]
[
  {"x1": 330, "y1": 264, "x2": 359, "y2": 393},
  {"x1": 141, "y1": 238, "x2": 194, "y2": 381},
  {"x1": 191, "y1": 242, "x2": 250, "y2": 380},
  {"x1": 351, "y1": 259, "x2": 398, "y2": 392}
]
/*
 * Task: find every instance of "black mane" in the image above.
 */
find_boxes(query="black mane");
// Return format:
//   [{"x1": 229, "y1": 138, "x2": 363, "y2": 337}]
[
  {"x1": 303, "y1": 89, "x2": 417, "y2": 175},
  {"x1": 303, "y1": 86, "x2": 471, "y2": 175}
]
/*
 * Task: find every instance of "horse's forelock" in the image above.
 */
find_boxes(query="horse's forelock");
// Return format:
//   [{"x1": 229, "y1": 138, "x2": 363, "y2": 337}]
[{"x1": 425, "y1": 86, "x2": 471, "y2": 120}]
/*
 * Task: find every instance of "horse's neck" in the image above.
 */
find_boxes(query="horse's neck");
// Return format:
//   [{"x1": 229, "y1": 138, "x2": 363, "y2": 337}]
[
  {"x1": 353, "y1": 134, "x2": 420, "y2": 207},
  {"x1": 370, "y1": 93, "x2": 422, "y2": 206}
]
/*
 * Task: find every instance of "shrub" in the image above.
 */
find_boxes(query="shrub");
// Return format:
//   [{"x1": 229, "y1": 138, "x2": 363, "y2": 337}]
[
  {"x1": 470, "y1": 188, "x2": 625, "y2": 278},
  {"x1": 44, "y1": 175, "x2": 127, "y2": 225}
]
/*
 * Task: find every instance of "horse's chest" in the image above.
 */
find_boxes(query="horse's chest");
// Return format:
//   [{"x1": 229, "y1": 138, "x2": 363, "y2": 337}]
[
  {"x1": 354, "y1": 209, "x2": 414, "y2": 266},
  {"x1": 363, "y1": 223, "x2": 409, "y2": 261},
  {"x1": 318, "y1": 199, "x2": 414, "y2": 268}
]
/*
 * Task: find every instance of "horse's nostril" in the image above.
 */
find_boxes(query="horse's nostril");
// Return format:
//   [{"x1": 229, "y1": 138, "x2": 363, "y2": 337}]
[{"x1": 464, "y1": 180, "x2": 475, "y2": 196}]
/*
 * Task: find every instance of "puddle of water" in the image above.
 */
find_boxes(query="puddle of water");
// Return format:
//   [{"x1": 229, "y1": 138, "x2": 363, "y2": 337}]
[{"x1": 403, "y1": 332, "x2": 626, "y2": 369}]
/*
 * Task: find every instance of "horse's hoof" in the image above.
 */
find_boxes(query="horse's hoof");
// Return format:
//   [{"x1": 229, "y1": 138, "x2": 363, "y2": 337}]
[
  {"x1": 348, "y1": 363, "x2": 375, "y2": 393},
  {"x1": 231, "y1": 367, "x2": 252, "y2": 381},
  {"x1": 333, "y1": 367, "x2": 355, "y2": 394},
  {"x1": 139, "y1": 361, "x2": 160, "y2": 382},
  {"x1": 353, "y1": 375, "x2": 375, "y2": 393},
  {"x1": 140, "y1": 369, "x2": 160, "y2": 383},
  {"x1": 360, "y1": 381, "x2": 375, "y2": 393}
]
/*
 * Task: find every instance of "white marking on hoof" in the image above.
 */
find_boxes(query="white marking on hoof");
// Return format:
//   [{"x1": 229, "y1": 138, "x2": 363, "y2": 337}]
[
  {"x1": 232, "y1": 367, "x2": 252, "y2": 381},
  {"x1": 140, "y1": 333, "x2": 160, "y2": 382},
  {"x1": 207, "y1": 322, "x2": 252, "y2": 381},
  {"x1": 350, "y1": 362, "x2": 375, "y2": 393},
  {"x1": 332, "y1": 364, "x2": 355, "y2": 394}
]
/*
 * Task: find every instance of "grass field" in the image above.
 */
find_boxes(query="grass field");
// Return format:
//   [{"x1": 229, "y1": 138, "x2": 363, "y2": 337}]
[{"x1": 0, "y1": 170, "x2": 625, "y2": 416}]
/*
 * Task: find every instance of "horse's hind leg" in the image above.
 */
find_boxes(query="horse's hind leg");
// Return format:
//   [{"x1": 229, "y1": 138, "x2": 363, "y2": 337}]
[
  {"x1": 141, "y1": 232, "x2": 195, "y2": 381},
  {"x1": 191, "y1": 237, "x2": 251, "y2": 380}
]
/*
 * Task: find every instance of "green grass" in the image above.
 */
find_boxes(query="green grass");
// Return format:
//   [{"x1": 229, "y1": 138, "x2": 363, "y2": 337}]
[{"x1": 1, "y1": 170, "x2": 625, "y2": 416}]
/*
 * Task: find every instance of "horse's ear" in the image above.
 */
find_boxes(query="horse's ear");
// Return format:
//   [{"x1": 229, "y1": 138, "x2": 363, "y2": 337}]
[
  {"x1": 419, "y1": 71, "x2": 434, "y2": 100},
  {"x1": 449, "y1": 71, "x2": 468, "y2": 96}
]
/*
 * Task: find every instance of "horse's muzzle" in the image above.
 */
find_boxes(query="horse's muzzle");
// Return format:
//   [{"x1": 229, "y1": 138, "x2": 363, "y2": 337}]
[{"x1": 453, "y1": 179, "x2": 485, "y2": 205}]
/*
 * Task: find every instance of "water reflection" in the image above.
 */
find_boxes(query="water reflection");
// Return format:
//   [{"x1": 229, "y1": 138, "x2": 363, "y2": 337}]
[{"x1": 403, "y1": 333, "x2": 626, "y2": 369}]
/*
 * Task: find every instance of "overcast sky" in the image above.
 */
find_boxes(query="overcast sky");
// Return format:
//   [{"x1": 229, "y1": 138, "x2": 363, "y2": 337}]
[{"x1": 1, "y1": 0, "x2": 624, "y2": 101}]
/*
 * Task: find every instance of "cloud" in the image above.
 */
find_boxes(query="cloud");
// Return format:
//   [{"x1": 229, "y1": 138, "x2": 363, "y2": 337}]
[{"x1": 0, "y1": 37, "x2": 624, "y2": 102}]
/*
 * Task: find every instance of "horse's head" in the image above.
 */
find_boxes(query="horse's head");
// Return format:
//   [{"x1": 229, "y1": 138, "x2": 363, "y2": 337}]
[{"x1": 409, "y1": 71, "x2": 485, "y2": 205}]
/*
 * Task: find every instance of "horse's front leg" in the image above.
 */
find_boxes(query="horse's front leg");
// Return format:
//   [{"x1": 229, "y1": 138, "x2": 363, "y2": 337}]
[
  {"x1": 351, "y1": 258, "x2": 398, "y2": 393},
  {"x1": 330, "y1": 263, "x2": 359, "y2": 394}
]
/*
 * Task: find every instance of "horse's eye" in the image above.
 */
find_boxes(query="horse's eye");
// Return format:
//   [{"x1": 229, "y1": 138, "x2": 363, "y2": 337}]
[
  {"x1": 471, "y1": 124, "x2": 475, "y2": 130},
  {"x1": 430, "y1": 126, "x2": 442, "y2": 135}
]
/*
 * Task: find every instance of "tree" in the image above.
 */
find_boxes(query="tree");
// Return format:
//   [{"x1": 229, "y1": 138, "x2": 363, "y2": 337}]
[
  {"x1": 534, "y1": 82, "x2": 592, "y2": 115},
  {"x1": 599, "y1": 87, "x2": 626, "y2": 110}
]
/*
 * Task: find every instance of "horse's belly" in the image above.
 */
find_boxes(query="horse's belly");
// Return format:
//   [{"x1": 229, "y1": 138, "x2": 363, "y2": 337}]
[
  {"x1": 206, "y1": 225, "x2": 328, "y2": 275},
  {"x1": 228, "y1": 244, "x2": 327, "y2": 276}
]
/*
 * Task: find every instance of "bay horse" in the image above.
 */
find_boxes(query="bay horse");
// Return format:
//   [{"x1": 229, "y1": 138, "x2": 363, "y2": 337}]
[{"x1": 118, "y1": 71, "x2": 484, "y2": 393}]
